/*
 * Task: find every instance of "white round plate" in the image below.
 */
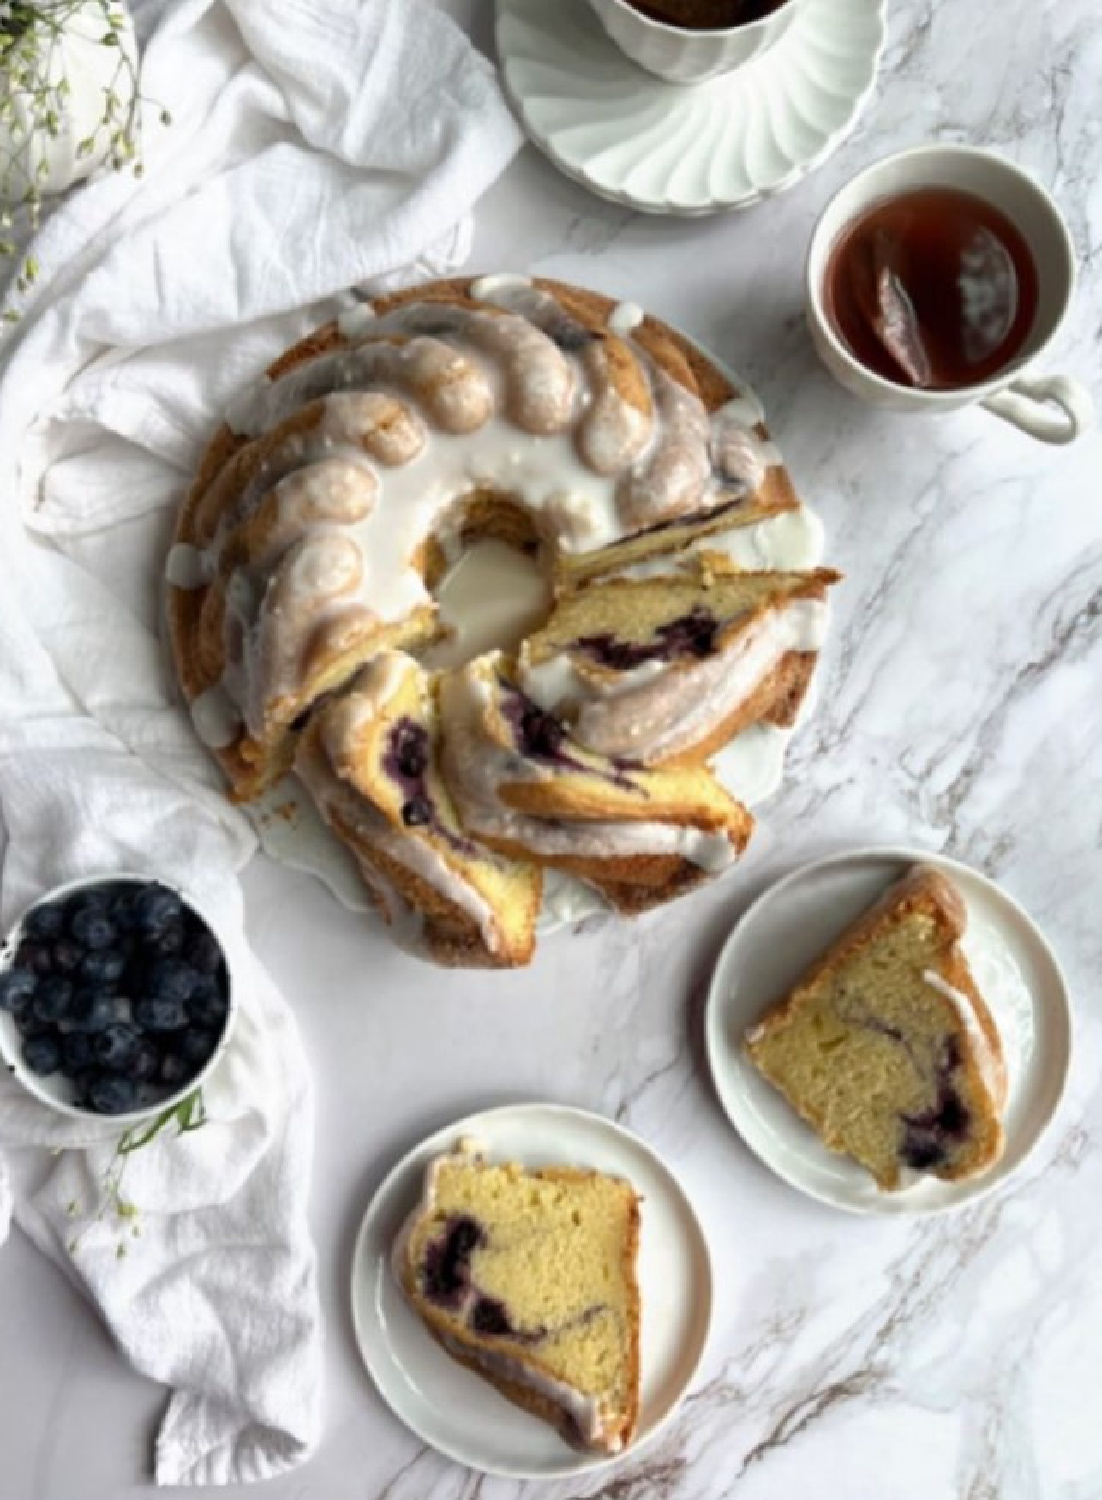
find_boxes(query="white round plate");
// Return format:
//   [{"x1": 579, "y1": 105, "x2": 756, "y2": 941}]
[
  {"x1": 705, "y1": 847, "x2": 1073, "y2": 1215},
  {"x1": 350, "y1": 1102, "x2": 713, "y2": 1479},
  {"x1": 496, "y1": 0, "x2": 887, "y2": 216}
]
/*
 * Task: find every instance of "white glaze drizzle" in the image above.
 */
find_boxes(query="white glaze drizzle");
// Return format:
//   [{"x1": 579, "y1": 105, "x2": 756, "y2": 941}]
[
  {"x1": 165, "y1": 542, "x2": 211, "y2": 589},
  {"x1": 922, "y1": 967, "x2": 1007, "y2": 1107},
  {"x1": 336, "y1": 299, "x2": 377, "y2": 339},
  {"x1": 468, "y1": 272, "x2": 535, "y2": 300},
  {"x1": 190, "y1": 684, "x2": 240, "y2": 748},
  {"x1": 615, "y1": 505, "x2": 824, "y2": 579},
  {"x1": 608, "y1": 301, "x2": 644, "y2": 336}
]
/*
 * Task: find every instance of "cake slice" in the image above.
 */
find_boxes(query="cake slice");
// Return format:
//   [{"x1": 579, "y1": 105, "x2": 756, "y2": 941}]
[
  {"x1": 744, "y1": 866, "x2": 1007, "y2": 1190},
  {"x1": 394, "y1": 1144, "x2": 641, "y2": 1453},
  {"x1": 438, "y1": 652, "x2": 753, "y2": 912},
  {"x1": 520, "y1": 568, "x2": 839, "y2": 765},
  {"x1": 294, "y1": 651, "x2": 541, "y2": 967}
]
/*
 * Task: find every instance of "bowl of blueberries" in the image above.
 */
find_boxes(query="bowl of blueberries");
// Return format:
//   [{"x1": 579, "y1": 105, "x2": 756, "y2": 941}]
[{"x1": 0, "y1": 875, "x2": 234, "y2": 1120}]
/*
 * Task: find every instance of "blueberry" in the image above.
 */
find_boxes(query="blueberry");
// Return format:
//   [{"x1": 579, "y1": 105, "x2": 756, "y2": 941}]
[
  {"x1": 62, "y1": 1031, "x2": 96, "y2": 1072},
  {"x1": 184, "y1": 929, "x2": 223, "y2": 975},
  {"x1": 22, "y1": 902, "x2": 65, "y2": 941},
  {"x1": 133, "y1": 885, "x2": 183, "y2": 936},
  {"x1": 88, "y1": 1074, "x2": 139, "y2": 1115},
  {"x1": 93, "y1": 1023, "x2": 141, "y2": 1071},
  {"x1": 134, "y1": 996, "x2": 189, "y2": 1033},
  {"x1": 51, "y1": 939, "x2": 83, "y2": 975},
  {"x1": 148, "y1": 959, "x2": 200, "y2": 1005},
  {"x1": 180, "y1": 1027, "x2": 217, "y2": 1066},
  {"x1": 0, "y1": 969, "x2": 36, "y2": 1013},
  {"x1": 70, "y1": 908, "x2": 116, "y2": 950},
  {"x1": 109, "y1": 891, "x2": 141, "y2": 932},
  {"x1": 22, "y1": 1033, "x2": 62, "y2": 1076},
  {"x1": 132, "y1": 1038, "x2": 160, "y2": 1082},
  {"x1": 68, "y1": 988, "x2": 117, "y2": 1033},
  {"x1": 146, "y1": 924, "x2": 184, "y2": 959},
  {"x1": 402, "y1": 796, "x2": 432, "y2": 827},
  {"x1": 16, "y1": 941, "x2": 53, "y2": 976},
  {"x1": 188, "y1": 979, "x2": 228, "y2": 1029},
  {"x1": 160, "y1": 1052, "x2": 190, "y2": 1088},
  {"x1": 32, "y1": 976, "x2": 73, "y2": 1023},
  {"x1": 79, "y1": 949, "x2": 126, "y2": 987},
  {"x1": 471, "y1": 1297, "x2": 512, "y2": 1336}
]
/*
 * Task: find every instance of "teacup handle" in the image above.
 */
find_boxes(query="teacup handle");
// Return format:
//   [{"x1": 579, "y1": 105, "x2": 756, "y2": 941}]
[{"x1": 981, "y1": 374, "x2": 1094, "y2": 445}]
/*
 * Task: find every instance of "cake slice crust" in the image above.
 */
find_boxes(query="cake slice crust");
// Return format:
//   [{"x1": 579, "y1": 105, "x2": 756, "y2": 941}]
[{"x1": 745, "y1": 866, "x2": 1007, "y2": 1190}]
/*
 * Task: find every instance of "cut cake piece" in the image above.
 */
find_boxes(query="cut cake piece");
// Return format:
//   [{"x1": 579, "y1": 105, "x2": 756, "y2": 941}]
[
  {"x1": 394, "y1": 1144, "x2": 641, "y2": 1454},
  {"x1": 520, "y1": 568, "x2": 840, "y2": 765},
  {"x1": 744, "y1": 865, "x2": 1007, "y2": 1190},
  {"x1": 294, "y1": 650, "x2": 541, "y2": 967},
  {"x1": 438, "y1": 652, "x2": 753, "y2": 913}
]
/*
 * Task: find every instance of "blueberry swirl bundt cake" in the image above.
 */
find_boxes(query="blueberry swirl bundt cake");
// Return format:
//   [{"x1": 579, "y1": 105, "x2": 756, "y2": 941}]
[
  {"x1": 393, "y1": 1143, "x2": 641, "y2": 1454},
  {"x1": 167, "y1": 275, "x2": 838, "y2": 965},
  {"x1": 745, "y1": 866, "x2": 1007, "y2": 1190}
]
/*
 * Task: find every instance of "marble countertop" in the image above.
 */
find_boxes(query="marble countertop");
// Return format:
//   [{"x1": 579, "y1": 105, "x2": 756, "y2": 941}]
[{"x1": 3, "y1": 0, "x2": 1101, "y2": 1496}]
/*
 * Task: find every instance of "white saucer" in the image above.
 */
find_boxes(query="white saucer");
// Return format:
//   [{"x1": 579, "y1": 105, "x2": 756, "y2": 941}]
[
  {"x1": 349, "y1": 1102, "x2": 713, "y2": 1479},
  {"x1": 496, "y1": 0, "x2": 888, "y2": 216},
  {"x1": 704, "y1": 847, "x2": 1073, "y2": 1215}
]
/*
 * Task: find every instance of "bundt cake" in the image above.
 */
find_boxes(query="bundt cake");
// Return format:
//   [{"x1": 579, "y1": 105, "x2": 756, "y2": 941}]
[
  {"x1": 745, "y1": 866, "x2": 1007, "y2": 1190},
  {"x1": 167, "y1": 274, "x2": 836, "y2": 964},
  {"x1": 394, "y1": 1143, "x2": 641, "y2": 1454}
]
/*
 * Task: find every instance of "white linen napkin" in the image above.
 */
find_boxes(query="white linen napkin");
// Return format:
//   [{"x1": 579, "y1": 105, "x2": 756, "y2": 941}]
[{"x1": 0, "y1": 0, "x2": 522, "y2": 1485}]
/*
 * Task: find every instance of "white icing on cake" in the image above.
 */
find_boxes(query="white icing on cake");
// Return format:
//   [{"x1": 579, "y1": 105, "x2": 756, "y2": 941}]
[
  {"x1": 608, "y1": 301, "x2": 644, "y2": 336},
  {"x1": 922, "y1": 967, "x2": 1006, "y2": 1106},
  {"x1": 165, "y1": 542, "x2": 211, "y2": 589},
  {"x1": 336, "y1": 299, "x2": 377, "y2": 339},
  {"x1": 190, "y1": 684, "x2": 240, "y2": 748}
]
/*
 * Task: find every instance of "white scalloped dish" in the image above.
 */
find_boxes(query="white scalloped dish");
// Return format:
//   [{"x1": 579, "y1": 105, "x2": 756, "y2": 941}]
[{"x1": 496, "y1": 0, "x2": 887, "y2": 216}]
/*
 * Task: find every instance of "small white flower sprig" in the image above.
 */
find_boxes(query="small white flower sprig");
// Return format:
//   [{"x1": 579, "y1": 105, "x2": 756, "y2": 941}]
[{"x1": 0, "y1": 0, "x2": 170, "y2": 316}]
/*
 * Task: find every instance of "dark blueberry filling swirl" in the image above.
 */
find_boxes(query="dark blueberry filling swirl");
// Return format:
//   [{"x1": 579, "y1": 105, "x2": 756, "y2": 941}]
[
  {"x1": 422, "y1": 1214, "x2": 484, "y2": 1307},
  {"x1": 900, "y1": 1036, "x2": 971, "y2": 1171},
  {"x1": 383, "y1": 718, "x2": 475, "y2": 854},
  {"x1": 575, "y1": 606, "x2": 720, "y2": 672},
  {"x1": 500, "y1": 685, "x2": 640, "y2": 791}
]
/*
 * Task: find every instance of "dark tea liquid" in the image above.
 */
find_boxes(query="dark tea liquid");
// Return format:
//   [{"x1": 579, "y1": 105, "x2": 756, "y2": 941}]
[
  {"x1": 627, "y1": 0, "x2": 789, "y2": 28},
  {"x1": 824, "y1": 187, "x2": 1039, "y2": 390}
]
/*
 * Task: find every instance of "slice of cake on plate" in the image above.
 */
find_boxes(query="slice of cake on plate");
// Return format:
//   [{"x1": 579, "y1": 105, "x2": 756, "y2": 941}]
[
  {"x1": 394, "y1": 1144, "x2": 641, "y2": 1454},
  {"x1": 744, "y1": 865, "x2": 1007, "y2": 1190}
]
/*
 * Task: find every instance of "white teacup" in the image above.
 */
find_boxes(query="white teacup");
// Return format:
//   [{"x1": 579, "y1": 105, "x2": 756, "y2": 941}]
[
  {"x1": 805, "y1": 145, "x2": 1093, "y2": 445},
  {"x1": 587, "y1": 0, "x2": 806, "y2": 85}
]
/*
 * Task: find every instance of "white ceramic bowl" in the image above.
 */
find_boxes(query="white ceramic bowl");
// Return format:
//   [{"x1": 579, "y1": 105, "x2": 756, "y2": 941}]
[
  {"x1": 587, "y1": 0, "x2": 806, "y2": 83},
  {"x1": 0, "y1": 873, "x2": 235, "y2": 1125}
]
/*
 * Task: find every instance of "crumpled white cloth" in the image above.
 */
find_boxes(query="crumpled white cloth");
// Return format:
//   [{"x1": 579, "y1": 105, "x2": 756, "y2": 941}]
[{"x1": 0, "y1": 0, "x2": 521, "y2": 1485}]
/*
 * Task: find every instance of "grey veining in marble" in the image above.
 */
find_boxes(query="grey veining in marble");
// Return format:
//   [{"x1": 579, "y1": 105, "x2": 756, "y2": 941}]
[{"x1": 1, "y1": 0, "x2": 1100, "y2": 1497}]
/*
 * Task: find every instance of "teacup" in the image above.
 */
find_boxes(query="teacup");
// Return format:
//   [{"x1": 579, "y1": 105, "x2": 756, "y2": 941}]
[
  {"x1": 805, "y1": 145, "x2": 1093, "y2": 444},
  {"x1": 587, "y1": 0, "x2": 806, "y2": 85}
]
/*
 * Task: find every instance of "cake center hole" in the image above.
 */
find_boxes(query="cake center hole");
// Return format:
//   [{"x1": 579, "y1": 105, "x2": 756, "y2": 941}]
[{"x1": 423, "y1": 538, "x2": 553, "y2": 671}]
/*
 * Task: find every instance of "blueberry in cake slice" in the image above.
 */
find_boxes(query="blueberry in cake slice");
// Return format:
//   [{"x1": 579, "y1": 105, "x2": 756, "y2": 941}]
[
  {"x1": 295, "y1": 651, "x2": 541, "y2": 967},
  {"x1": 394, "y1": 1144, "x2": 641, "y2": 1453},
  {"x1": 519, "y1": 567, "x2": 840, "y2": 766},
  {"x1": 439, "y1": 652, "x2": 753, "y2": 913},
  {"x1": 744, "y1": 866, "x2": 1007, "y2": 1190}
]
